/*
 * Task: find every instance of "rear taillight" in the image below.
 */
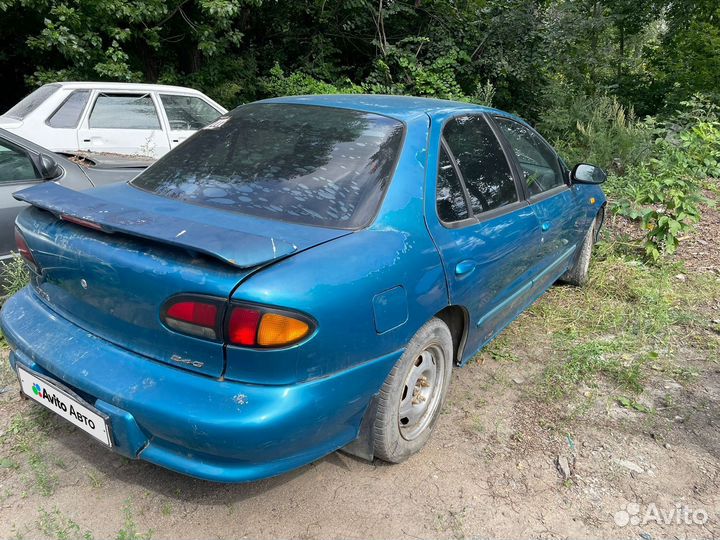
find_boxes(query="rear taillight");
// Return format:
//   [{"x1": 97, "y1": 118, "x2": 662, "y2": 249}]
[
  {"x1": 161, "y1": 295, "x2": 313, "y2": 348},
  {"x1": 162, "y1": 297, "x2": 222, "y2": 340},
  {"x1": 14, "y1": 227, "x2": 37, "y2": 270},
  {"x1": 227, "y1": 306, "x2": 312, "y2": 348},
  {"x1": 228, "y1": 307, "x2": 261, "y2": 346}
]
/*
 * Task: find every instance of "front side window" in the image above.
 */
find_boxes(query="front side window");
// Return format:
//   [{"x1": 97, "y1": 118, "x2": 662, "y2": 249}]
[
  {"x1": 442, "y1": 115, "x2": 518, "y2": 215},
  {"x1": 4, "y1": 84, "x2": 61, "y2": 120},
  {"x1": 0, "y1": 139, "x2": 39, "y2": 183},
  {"x1": 160, "y1": 94, "x2": 222, "y2": 130},
  {"x1": 436, "y1": 144, "x2": 469, "y2": 223},
  {"x1": 89, "y1": 93, "x2": 161, "y2": 130},
  {"x1": 494, "y1": 117, "x2": 564, "y2": 196},
  {"x1": 132, "y1": 104, "x2": 404, "y2": 229},
  {"x1": 47, "y1": 90, "x2": 90, "y2": 128}
]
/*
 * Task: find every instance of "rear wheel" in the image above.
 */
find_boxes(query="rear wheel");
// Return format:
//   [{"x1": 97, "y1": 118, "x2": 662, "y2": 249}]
[{"x1": 373, "y1": 318, "x2": 453, "y2": 463}]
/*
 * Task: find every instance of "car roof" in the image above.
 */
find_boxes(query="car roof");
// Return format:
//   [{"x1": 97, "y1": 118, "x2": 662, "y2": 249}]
[
  {"x1": 259, "y1": 94, "x2": 527, "y2": 123},
  {"x1": 54, "y1": 82, "x2": 206, "y2": 94}
]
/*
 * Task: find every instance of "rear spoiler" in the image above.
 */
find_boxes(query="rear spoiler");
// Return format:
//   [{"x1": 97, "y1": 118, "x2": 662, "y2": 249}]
[{"x1": 14, "y1": 182, "x2": 297, "y2": 269}]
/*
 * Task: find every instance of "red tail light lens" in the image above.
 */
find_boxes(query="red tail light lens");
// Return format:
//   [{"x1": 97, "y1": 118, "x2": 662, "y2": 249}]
[
  {"x1": 227, "y1": 305, "x2": 313, "y2": 348},
  {"x1": 163, "y1": 298, "x2": 220, "y2": 340},
  {"x1": 162, "y1": 296, "x2": 314, "y2": 348},
  {"x1": 14, "y1": 227, "x2": 37, "y2": 270},
  {"x1": 227, "y1": 307, "x2": 262, "y2": 346}
]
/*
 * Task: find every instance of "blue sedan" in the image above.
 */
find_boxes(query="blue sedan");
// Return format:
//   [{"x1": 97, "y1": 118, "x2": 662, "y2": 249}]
[{"x1": 1, "y1": 95, "x2": 606, "y2": 482}]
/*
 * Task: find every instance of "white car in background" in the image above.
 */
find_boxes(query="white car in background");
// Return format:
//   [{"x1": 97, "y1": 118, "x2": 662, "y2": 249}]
[{"x1": 0, "y1": 82, "x2": 227, "y2": 158}]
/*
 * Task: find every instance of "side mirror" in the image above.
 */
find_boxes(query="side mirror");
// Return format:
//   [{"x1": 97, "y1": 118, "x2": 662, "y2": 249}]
[
  {"x1": 38, "y1": 153, "x2": 62, "y2": 180},
  {"x1": 571, "y1": 163, "x2": 607, "y2": 184}
]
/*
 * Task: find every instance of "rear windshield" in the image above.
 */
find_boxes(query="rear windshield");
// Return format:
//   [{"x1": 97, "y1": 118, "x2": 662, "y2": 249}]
[
  {"x1": 5, "y1": 84, "x2": 61, "y2": 120},
  {"x1": 132, "y1": 103, "x2": 404, "y2": 229}
]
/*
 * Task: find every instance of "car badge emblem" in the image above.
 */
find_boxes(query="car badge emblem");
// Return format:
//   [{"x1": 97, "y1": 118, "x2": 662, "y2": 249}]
[{"x1": 80, "y1": 278, "x2": 88, "y2": 290}]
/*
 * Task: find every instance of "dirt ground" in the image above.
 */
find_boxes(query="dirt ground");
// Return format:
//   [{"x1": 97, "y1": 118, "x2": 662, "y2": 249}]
[{"x1": 0, "y1": 207, "x2": 718, "y2": 539}]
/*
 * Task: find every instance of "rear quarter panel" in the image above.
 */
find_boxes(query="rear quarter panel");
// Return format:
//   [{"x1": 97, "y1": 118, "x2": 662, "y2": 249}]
[{"x1": 225, "y1": 113, "x2": 449, "y2": 385}]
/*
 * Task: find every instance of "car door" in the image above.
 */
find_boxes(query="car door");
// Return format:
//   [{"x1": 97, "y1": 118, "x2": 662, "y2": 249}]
[
  {"x1": 493, "y1": 116, "x2": 588, "y2": 291},
  {"x1": 77, "y1": 91, "x2": 171, "y2": 158},
  {"x1": 426, "y1": 112, "x2": 544, "y2": 360},
  {"x1": 43, "y1": 89, "x2": 92, "y2": 152},
  {"x1": 158, "y1": 93, "x2": 224, "y2": 149}
]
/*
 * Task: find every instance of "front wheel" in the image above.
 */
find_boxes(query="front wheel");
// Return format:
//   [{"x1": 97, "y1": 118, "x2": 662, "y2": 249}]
[
  {"x1": 560, "y1": 213, "x2": 601, "y2": 286},
  {"x1": 373, "y1": 318, "x2": 453, "y2": 463}
]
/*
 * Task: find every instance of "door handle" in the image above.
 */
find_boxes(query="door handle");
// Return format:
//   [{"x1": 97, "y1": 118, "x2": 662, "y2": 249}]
[
  {"x1": 455, "y1": 260, "x2": 477, "y2": 277},
  {"x1": 541, "y1": 221, "x2": 551, "y2": 232},
  {"x1": 82, "y1": 139, "x2": 91, "y2": 143}
]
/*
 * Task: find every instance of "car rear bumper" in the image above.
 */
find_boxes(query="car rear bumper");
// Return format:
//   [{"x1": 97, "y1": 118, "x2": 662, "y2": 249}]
[{"x1": 1, "y1": 288, "x2": 401, "y2": 482}]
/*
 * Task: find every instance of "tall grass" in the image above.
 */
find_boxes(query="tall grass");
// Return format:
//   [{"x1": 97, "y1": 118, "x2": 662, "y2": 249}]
[{"x1": 1, "y1": 253, "x2": 29, "y2": 302}]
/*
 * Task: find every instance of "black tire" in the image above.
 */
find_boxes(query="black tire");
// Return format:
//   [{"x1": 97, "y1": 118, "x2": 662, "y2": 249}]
[
  {"x1": 373, "y1": 318, "x2": 453, "y2": 463},
  {"x1": 560, "y1": 214, "x2": 599, "y2": 286}
]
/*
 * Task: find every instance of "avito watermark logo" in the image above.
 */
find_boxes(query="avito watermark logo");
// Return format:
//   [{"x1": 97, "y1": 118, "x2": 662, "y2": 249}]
[{"x1": 614, "y1": 502, "x2": 711, "y2": 527}]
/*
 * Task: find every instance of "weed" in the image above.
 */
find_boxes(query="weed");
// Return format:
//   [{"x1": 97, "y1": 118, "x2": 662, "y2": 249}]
[
  {"x1": 37, "y1": 507, "x2": 93, "y2": 540},
  {"x1": 116, "y1": 499, "x2": 153, "y2": 540},
  {"x1": 485, "y1": 335, "x2": 519, "y2": 363},
  {"x1": 0, "y1": 457, "x2": 19, "y2": 469},
  {"x1": 160, "y1": 503, "x2": 172, "y2": 517},
  {"x1": 87, "y1": 471, "x2": 105, "y2": 488},
  {"x1": 669, "y1": 366, "x2": 699, "y2": 383},
  {"x1": 1, "y1": 254, "x2": 29, "y2": 301},
  {"x1": 617, "y1": 396, "x2": 653, "y2": 413},
  {"x1": 29, "y1": 452, "x2": 58, "y2": 497},
  {"x1": 2, "y1": 409, "x2": 60, "y2": 496}
]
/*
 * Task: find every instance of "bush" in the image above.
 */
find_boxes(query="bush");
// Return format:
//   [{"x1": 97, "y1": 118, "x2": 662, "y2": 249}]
[
  {"x1": 259, "y1": 63, "x2": 362, "y2": 98},
  {"x1": 538, "y1": 87, "x2": 654, "y2": 172},
  {"x1": 607, "y1": 97, "x2": 720, "y2": 260}
]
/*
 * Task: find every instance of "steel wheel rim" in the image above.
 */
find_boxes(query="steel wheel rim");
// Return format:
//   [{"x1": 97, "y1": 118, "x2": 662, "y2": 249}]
[{"x1": 398, "y1": 343, "x2": 445, "y2": 441}]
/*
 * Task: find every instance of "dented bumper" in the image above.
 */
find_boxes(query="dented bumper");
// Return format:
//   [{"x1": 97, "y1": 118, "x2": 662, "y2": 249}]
[{"x1": 1, "y1": 288, "x2": 401, "y2": 482}]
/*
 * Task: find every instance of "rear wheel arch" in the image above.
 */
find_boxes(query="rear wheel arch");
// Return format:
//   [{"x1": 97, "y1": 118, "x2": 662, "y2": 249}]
[
  {"x1": 434, "y1": 305, "x2": 469, "y2": 366},
  {"x1": 342, "y1": 307, "x2": 466, "y2": 461}
]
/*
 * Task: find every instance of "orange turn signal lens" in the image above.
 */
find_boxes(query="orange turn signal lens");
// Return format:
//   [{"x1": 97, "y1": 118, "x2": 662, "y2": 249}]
[{"x1": 257, "y1": 313, "x2": 310, "y2": 347}]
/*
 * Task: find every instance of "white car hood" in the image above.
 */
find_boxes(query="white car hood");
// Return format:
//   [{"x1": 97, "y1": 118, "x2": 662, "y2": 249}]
[{"x1": 0, "y1": 116, "x2": 23, "y2": 129}]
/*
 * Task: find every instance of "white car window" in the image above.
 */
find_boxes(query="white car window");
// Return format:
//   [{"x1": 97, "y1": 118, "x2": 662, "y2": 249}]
[
  {"x1": 47, "y1": 90, "x2": 90, "y2": 128},
  {"x1": 89, "y1": 93, "x2": 161, "y2": 130},
  {"x1": 5, "y1": 84, "x2": 61, "y2": 120},
  {"x1": 160, "y1": 94, "x2": 222, "y2": 130}
]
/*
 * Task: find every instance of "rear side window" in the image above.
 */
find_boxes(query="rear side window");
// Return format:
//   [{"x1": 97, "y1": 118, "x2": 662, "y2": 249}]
[
  {"x1": 443, "y1": 115, "x2": 518, "y2": 214},
  {"x1": 494, "y1": 117, "x2": 564, "y2": 196},
  {"x1": 436, "y1": 145, "x2": 469, "y2": 222},
  {"x1": 89, "y1": 94, "x2": 161, "y2": 129},
  {"x1": 47, "y1": 90, "x2": 90, "y2": 128},
  {"x1": 132, "y1": 103, "x2": 404, "y2": 229},
  {"x1": 160, "y1": 94, "x2": 222, "y2": 130},
  {"x1": 5, "y1": 84, "x2": 61, "y2": 120}
]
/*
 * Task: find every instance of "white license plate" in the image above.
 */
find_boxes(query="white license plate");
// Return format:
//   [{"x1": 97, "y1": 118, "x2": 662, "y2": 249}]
[{"x1": 17, "y1": 366, "x2": 112, "y2": 447}]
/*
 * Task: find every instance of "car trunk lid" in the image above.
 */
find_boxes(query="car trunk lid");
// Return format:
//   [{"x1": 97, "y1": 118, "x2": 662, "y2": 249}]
[{"x1": 14, "y1": 182, "x2": 349, "y2": 378}]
